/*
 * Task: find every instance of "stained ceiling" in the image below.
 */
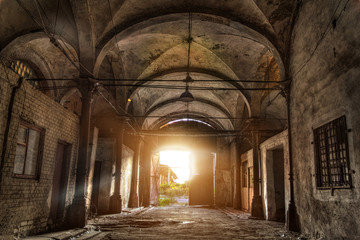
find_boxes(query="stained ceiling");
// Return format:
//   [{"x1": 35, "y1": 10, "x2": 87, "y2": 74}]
[{"x1": 0, "y1": 0, "x2": 294, "y2": 131}]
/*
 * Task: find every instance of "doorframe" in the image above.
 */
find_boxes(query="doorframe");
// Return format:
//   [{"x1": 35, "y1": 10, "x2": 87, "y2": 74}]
[
  {"x1": 49, "y1": 140, "x2": 72, "y2": 224},
  {"x1": 189, "y1": 151, "x2": 215, "y2": 206},
  {"x1": 259, "y1": 130, "x2": 289, "y2": 222}
]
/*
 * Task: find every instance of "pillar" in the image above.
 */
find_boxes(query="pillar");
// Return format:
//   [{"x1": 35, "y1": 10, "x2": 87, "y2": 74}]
[
  {"x1": 250, "y1": 130, "x2": 264, "y2": 219},
  {"x1": 140, "y1": 141, "x2": 152, "y2": 207},
  {"x1": 86, "y1": 127, "x2": 99, "y2": 210},
  {"x1": 68, "y1": 81, "x2": 92, "y2": 227},
  {"x1": 233, "y1": 137, "x2": 242, "y2": 209},
  {"x1": 284, "y1": 86, "x2": 299, "y2": 231},
  {"x1": 109, "y1": 117, "x2": 126, "y2": 213},
  {"x1": 129, "y1": 136, "x2": 142, "y2": 208}
]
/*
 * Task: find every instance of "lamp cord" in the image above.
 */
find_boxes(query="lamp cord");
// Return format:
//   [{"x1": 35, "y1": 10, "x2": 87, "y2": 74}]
[{"x1": 187, "y1": 11, "x2": 192, "y2": 78}]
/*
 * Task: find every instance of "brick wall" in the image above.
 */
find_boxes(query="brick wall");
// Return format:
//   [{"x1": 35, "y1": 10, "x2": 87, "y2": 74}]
[{"x1": 0, "y1": 65, "x2": 79, "y2": 237}]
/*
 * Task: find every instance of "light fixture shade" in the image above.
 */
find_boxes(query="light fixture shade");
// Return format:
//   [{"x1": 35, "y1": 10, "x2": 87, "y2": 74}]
[{"x1": 179, "y1": 87, "x2": 194, "y2": 102}]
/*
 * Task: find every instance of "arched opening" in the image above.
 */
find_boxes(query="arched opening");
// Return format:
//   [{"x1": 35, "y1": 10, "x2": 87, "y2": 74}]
[
  {"x1": 144, "y1": 117, "x2": 219, "y2": 208},
  {"x1": 158, "y1": 150, "x2": 191, "y2": 206},
  {"x1": 150, "y1": 147, "x2": 217, "y2": 208}
]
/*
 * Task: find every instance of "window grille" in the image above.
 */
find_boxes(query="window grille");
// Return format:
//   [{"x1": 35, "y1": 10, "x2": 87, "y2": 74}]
[
  {"x1": 13, "y1": 121, "x2": 44, "y2": 179},
  {"x1": 313, "y1": 116, "x2": 351, "y2": 189}
]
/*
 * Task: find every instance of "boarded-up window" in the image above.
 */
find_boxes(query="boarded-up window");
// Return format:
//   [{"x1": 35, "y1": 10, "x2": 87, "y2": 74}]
[{"x1": 13, "y1": 121, "x2": 44, "y2": 178}]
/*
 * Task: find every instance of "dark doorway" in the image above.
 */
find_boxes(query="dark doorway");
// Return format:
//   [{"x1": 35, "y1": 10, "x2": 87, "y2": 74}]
[
  {"x1": 241, "y1": 161, "x2": 249, "y2": 211},
  {"x1": 50, "y1": 142, "x2": 71, "y2": 223},
  {"x1": 90, "y1": 161, "x2": 102, "y2": 215},
  {"x1": 272, "y1": 149, "x2": 285, "y2": 222},
  {"x1": 189, "y1": 152, "x2": 214, "y2": 206}
]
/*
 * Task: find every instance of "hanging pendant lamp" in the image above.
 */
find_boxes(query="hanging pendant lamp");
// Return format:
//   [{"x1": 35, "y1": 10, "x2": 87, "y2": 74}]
[
  {"x1": 179, "y1": 85, "x2": 194, "y2": 102},
  {"x1": 179, "y1": 12, "x2": 194, "y2": 102}
]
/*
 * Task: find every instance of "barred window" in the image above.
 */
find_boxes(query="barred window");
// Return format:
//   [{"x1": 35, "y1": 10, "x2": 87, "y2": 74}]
[
  {"x1": 13, "y1": 121, "x2": 44, "y2": 179},
  {"x1": 313, "y1": 116, "x2": 351, "y2": 189}
]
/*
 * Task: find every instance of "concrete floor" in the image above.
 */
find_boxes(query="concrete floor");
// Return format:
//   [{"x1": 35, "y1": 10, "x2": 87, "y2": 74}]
[{"x1": 85, "y1": 206, "x2": 300, "y2": 240}]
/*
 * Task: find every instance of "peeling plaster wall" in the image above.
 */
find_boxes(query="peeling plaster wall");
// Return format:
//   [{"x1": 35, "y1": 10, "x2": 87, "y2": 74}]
[
  {"x1": 260, "y1": 130, "x2": 289, "y2": 221},
  {"x1": 94, "y1": 140, "x2": 134, "y2": 211},
  {"x1": 150, "y1": 154, "x2": 160, "y2": 206},
  {"x1": 0, "y1": 67, "x2": 79, "y2": 236},
  {"x1": 290, "y1": 1, "x2": 360, "y2": 238},
  {"x1": 215, "y1": 137, "x2": 232, "y2": 207},
  {"x1": 121, "y1": 145, "x2": 134, "y2": 209},
  {"x1": 94, "y1": 138, "x2": 116, "y2": 215}
]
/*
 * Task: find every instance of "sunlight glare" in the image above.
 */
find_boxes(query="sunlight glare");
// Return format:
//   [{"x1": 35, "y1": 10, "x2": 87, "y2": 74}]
[{"x1": 160, "y1": 150, "x2": 190, "y2": 183}]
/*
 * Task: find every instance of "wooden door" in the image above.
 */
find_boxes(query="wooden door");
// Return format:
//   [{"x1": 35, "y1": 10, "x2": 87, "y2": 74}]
[
  {"x1": 241, "y1": 161, "x2": 248, "y2": 210},
  {"x1": 189, "y1": 152, "x2": 214, "y2": 206},
  {"x1": 90, "y1": 161, "x2": 102, "y2": 214},
  {"x1": 50, "y1": 142, "x2": 70, "y2": 222},
  {"x1": 248, "y1": 167, "x2": 254, "y2": 211}
]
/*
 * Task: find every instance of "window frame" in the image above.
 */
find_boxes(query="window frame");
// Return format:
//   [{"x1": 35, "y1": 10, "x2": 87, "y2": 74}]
[
  {"x1": 13, "y1": 121, "x2": 45, "y2": 180},
  {"x1": 313, "y1": 115, "x2": 352, "y2": 190}
]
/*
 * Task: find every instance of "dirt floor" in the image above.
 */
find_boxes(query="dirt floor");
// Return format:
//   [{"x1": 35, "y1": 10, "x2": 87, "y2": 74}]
[{"x1": 86, "y1": 206, "x2": 301, "y2": 240}]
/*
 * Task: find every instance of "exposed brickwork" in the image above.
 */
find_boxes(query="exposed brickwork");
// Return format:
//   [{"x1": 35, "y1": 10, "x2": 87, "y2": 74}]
[{"x1": 0, "y1": 65, "x2": 80, "y2": 237}]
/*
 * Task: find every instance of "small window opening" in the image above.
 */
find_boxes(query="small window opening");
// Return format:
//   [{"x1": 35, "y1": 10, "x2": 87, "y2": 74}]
[
  {"x1": 313, "y1": 116, "x2": 351, "y2": 189},
  {"x1": 13, "y1": 121, "x2": 45, "y2": 179},
  {"x1": 11, "y1": 60, "x2": 39, "y2": 88}
]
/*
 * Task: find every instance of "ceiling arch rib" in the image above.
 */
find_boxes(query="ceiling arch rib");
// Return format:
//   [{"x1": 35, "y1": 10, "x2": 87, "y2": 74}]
[
  {"x1": 92, "y1": 11, "x2": 286, "y2": 132},
  {"x1": 136, "y1": 41, "x2": 239, "y2": 80},
  {"x1": 125, "y1": 68, "x2": 251, "y2": 105},
  {"x1": 94, "y1": 13, "x2": 285, "y2": 81},
  {"x1": 96, "y1": 1, "x2": 279, "y2": 54},
  {"x1": 126, "y1": 71, "x2": 249, "y2": 121},
  {"x1": 142, "y1": 101, "x2": 234, "y2": 131},
  {"x1": 95, "y1": 20, "x2": 268, "y2": 121},
  {"x1": 144, "y1": 97, "x2": 234, "y2": 123},
  {"x1": 124, "y1": 70, "x2": 253, "y2": 123},
  {"x1": 153, "y1": 114, "x2": 223, "y2": 132}
]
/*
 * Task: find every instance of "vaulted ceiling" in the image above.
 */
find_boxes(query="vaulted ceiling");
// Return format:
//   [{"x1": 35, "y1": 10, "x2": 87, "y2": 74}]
[{"x1": 0, "y1": 0, "x2": 294, "y2": 131}]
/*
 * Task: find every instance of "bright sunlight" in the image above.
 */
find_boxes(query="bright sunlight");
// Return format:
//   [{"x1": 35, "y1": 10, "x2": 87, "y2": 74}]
[{"x1": 160, "y1": 150, "x2": 190, "y2": 183}]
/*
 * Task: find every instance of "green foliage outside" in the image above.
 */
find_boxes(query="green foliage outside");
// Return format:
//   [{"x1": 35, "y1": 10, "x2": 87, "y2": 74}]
[
  {"x1": 158, "y1": 197, "x2": 175, "y2": 207},
  {"x1": 158, "y1": 182, "x2": 189, "y2": 207}
]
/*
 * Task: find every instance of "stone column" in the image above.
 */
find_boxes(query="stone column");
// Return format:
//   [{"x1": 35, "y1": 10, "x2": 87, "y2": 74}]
[
  {"x1": 86, "y1": 127, "x2": 99, "y2": 210},
  {"x1": 140, "y1": 141, "x2": 152, "y2": 207},
  {"x1": 233, "y1": 137, "x2": 242, "y2": 209},
  {"x1": 109, "y1": 117, "x2": 126, "y2": 213},
  {"x1": 129, "y1": 136, "x2": 142, "y2": 208},
  {"x1": 283, "y1": 86, "x2": 299, "y2": 231},
  {"x1": 250, "y1": 130, "x2": 264, "y2": 219},
  {"x1": 69, "y1": 80, "x2": 92, "y2": 227}
]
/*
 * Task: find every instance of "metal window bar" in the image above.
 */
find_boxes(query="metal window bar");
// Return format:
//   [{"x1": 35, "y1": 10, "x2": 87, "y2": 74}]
[{"x1": 314, "y1": 116, "x2": 351, "y2": 189}]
